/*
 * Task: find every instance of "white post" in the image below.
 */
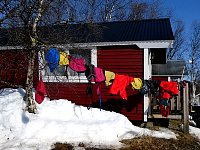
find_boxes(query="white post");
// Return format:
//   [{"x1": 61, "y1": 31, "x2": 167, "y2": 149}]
[
  {"x1": 144, "y1": 48, "x2": 150, "y2": 122},
  {"x1": 183, "y1": 83, "x2": 189, "y2": 133}
]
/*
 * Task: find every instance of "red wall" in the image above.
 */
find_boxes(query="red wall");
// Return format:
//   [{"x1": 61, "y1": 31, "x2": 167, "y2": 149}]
[
  {"x1": 152, "y1": 76, "x2": 168, "y2": 81},
  {"x1": 97, "y1": 46, "x2": 144, "y2": 121},
  {"x1": 45, "y1": 46, "x2": 144, "y2": 121},
  {"x1": 0, "y1": 49, "x2": 38, "y2": 88}
]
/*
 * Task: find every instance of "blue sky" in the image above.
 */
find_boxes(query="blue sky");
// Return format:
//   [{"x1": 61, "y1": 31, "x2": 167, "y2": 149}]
[{"x1": 164, "y1": 0, "x2": 200, "y2": 33}]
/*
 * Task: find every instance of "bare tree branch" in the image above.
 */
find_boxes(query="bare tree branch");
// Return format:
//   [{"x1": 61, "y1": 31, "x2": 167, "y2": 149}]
[{"x1": 167, "y1": 20, "x2": 185, "y2": 60}]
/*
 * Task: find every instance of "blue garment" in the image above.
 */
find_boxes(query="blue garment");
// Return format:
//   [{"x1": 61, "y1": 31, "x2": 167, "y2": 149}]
[
  {"x1": 45, "y1": 48, "x2": 59, "y2": 72},
  {"x1": 159, "y1": 99, "x2": 170, "y2": 106}
]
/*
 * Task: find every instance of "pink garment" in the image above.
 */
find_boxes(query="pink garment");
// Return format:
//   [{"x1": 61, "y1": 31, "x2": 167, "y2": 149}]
[
  {"x1": 92, "y1": 67, "x2": 105, "y2": 83},
  {"x1": 109, "y1": 74, "x2": 134, "y2": 100},
  {"x1": 69, "y1": 57, "x2": 86, "y2": 72}
]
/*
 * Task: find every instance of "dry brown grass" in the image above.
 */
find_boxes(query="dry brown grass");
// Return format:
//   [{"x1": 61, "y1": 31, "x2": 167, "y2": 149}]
[
  {"x1": 121, "y1": 134, "x2": 200, "y2": 150},
  {"x1": 121, "y1": 119, "x2": 200, "y2": 150}
]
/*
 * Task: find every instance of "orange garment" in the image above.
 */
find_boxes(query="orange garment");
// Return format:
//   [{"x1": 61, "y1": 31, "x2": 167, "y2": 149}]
[{"x1": 109, "y1": 74, "x2": 134, "y2": 100}]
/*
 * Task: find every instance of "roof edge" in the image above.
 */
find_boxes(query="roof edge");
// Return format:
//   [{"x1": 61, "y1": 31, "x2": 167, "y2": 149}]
[{"x1": 0, "y1": 40, "x2": 174, "y2": 50}]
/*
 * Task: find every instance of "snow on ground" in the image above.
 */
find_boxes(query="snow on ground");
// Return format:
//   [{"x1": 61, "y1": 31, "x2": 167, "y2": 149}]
[{"x1": 0, "y1": 88, "x2": 199, "y2": 150}]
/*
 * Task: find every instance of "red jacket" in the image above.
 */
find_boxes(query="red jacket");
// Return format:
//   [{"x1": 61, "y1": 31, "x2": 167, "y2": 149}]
[
  {"x1": 159, "y1": 81, "x2": 179, "y2": 99},
  {"x1": 109, "y1": 74, "x2": 134, "y2": 100}
]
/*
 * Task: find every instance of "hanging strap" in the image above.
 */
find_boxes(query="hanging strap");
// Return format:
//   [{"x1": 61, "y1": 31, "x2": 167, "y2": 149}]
[
  {"x1": 97, "y1": 82, "x2": 102, "y2": 111},
  {"x1": 86, "y1": 81, "x2": 94, "y2": 110},
  {"x1": 98, "y1": 93, "x2": 102, "y2": 111},
  {"x1": 85, "y1": 69, "x2": 96, "y2": 110},
  {"x1": 39, "y1": 71, "x2": 42, "y2": 81}
]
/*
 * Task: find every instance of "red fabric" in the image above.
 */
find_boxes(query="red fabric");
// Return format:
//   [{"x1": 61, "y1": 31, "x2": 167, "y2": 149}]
[
  {"x1": 91, "y1": 67, "x2": 105, "y2": 83},
  {"x1": 109, "y1": 74, "x2": 134, "y2": 100},
  {"x1": 160, "y1": 105, "x2": 170, "y2": 117},
  {"x1": 69, "y1": 57, "x2": 86, "y2": 72},
  {"x1": 159, "y1": 81, "x2": 179, "y2": 99},
  {"x1": 35, "y1": 76, "x2": 47, "y2": 104}
]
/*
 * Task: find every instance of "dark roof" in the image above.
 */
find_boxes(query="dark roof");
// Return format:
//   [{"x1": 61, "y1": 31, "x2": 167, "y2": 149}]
[
  {"x1": 152, "y1": 60, "x2": 188, "y2": 76},
  {"x1": 0, "y1": 18, "x2": 174, "y2": 46},
  {"x1": 94, "y1": 18, "x2": 174, "y2": 42}
]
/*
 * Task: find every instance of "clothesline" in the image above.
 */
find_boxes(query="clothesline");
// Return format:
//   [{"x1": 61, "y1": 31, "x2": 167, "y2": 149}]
[
  {"x1": 42, "y1": 47, "x2": 185, "y2": 117},
  {"x1": 45, "y1": 48, "x2": 143, "y2": 99}
]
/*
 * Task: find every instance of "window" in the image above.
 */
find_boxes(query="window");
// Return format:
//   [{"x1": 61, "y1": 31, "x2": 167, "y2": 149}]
[
  {"x1": 40, "y1": 47, "x2": 97, "y2": 83},
  {"x1": 151, "y1": 48, "x2": 167, "y2": 64}
]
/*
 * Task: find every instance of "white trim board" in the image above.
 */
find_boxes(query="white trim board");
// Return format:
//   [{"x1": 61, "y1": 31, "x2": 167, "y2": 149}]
[
  {"x1": 47, "y1": 40, "x2": 174, "y2": 49},
  {"x1": 143, "y1": 48, "x2": 151, "y2": 122},
  {"x1": 152, "y1": 75, "x2": 183, "y2": 77},
  {"x1": 0, "y1": 40, "x2": 174, "y2": 50}
]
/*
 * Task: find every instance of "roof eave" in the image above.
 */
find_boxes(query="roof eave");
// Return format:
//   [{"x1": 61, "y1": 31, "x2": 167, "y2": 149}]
[
  {"x1": 0, "y1": 40, "x2": 174, "y2": 50},
  {"x1": 52, "y1": 40, "x2": 174, "y2": 49},
  {"x1": 152, "y1": 75, "x2": 185, "y2": 77}
]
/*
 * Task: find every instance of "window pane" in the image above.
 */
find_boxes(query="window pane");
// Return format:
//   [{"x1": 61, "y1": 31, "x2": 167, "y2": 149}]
[{"x1": 45, "y1": 65, "x2": 66, "y2": 76}]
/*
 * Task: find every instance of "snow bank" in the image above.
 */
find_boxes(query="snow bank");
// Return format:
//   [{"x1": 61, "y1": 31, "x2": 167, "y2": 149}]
[{"x1": 0, "y1": 88, "x2": 176, "y2": 150}]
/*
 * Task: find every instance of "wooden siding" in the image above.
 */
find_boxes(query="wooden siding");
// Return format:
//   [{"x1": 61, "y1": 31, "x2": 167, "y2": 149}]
[
  {"x1": 152, "y1": 76, "x2": 168, "y2": 81},
  {"x1": 97, "y1": 46, "x2": 144, "y2": 121},
  {"x1": 0, "y1": 50, "x2": 38, "y2": 88},
  {"x1": 44, "y1": 46, "x2": 144, "y2": 121}
]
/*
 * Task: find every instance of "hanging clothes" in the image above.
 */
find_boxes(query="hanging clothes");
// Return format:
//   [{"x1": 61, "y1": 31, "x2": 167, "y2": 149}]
[
  {"x1": 59, "y1": 51, "x2": 69, "y2": 65},
  {"x1": 105, "y1": 71, "x2": 115, "y2": 86},
  {"x1": 85, "y1": 64, "x2": 95, "y2": 110},
  {"x1": 85, "y1": 82, "x2": 93, "y2": 110},
  {"x1": 131, "y1": 78, "x2": 143, "y2": 90},
  {"x1": 139, "y1": 80, "x2": 150, "y2": 95},
  {"x1": 159, "y1": 99, "x2": 170, "y2": 106},
  {"x1": 109, "y1": 74, "x2": 134, "y2": 100},
  {"x1": 92, "y1": 67, "x2": 105, "y2": 111},
  {"x1": 139, "y1": 80, "x2": 160, "y2": 96},
  {"x1": 85, "y1": 64, "x2": 95, "y2": 82},
  {"x1": 35, "y1": 73, "x2": 47, "y2": 104},
  {"x1": 45, "y1": 48, "x2": 60, "y2": 72},
  {"x1": 92, "y1": 67, "x2": 105, "y2": 83},
  {"x1": 69, "y1": 56, "x2": 86, "y2": 72},
  {"x1": 160, "y1": 105, "x2": 170, "y2": 117},
  {"x1": 159, "y1": 81, "x2": 179, "y2": 99},
  {"x1": 158, "y1": 81, "x2": 179, "y2": 117}
]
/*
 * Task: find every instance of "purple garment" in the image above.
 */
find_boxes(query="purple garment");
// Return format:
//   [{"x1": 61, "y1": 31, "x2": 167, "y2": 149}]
[{"x1": 69, "y1": 57, "x2": 86, "y2": 72}]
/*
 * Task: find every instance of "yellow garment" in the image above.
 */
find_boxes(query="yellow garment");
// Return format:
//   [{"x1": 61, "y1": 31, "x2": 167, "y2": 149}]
[
  {"x1": 131, "y1": 78, "x2": 143, "y2": 90},
  {"x1": 59, "y1": 52, "x2": 69, "y2": 65},
  {"x1": 105, "y1": 71, "x2": 115, "y2": 86}
]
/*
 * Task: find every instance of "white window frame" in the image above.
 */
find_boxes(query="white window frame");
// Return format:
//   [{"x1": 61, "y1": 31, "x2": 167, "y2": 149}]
[{"x1": 39, "y1": 46, "x2": 97, "y2": 83}]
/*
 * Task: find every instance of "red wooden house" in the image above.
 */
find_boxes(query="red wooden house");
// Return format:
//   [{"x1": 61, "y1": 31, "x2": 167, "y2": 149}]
[{"x1": 0, "y1": 18, "x2": 174, "y2": 122}]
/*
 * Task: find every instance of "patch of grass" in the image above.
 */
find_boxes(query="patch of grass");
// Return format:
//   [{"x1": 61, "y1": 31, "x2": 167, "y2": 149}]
[
  {"x1": 121, "y1": 133, "x2": 200, "y2": 150},
  {"x1": 51, "y1": 142, "x2": 114, "y2": 150},
  {"x1": 51, "y1": 142, "x2": 73, "y2": 150}
]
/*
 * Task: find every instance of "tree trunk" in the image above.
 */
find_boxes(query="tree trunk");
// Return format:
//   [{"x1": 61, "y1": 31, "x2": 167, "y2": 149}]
[
  {"x1": 25, "y1": 48, "x2": 37, "y2": 113},
  {"x1": 25, "y1": 0, "x2": 44, "y2": 113}
]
